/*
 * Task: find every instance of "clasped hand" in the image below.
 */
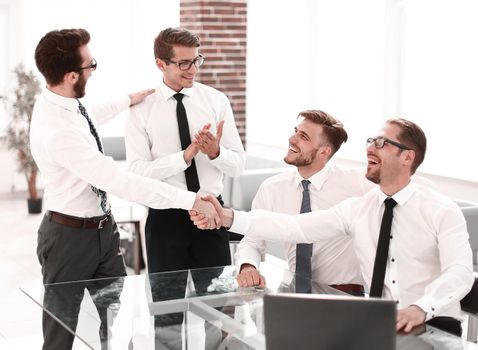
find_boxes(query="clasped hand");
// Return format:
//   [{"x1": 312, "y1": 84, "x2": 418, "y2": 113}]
[
  {"x1": 190, "y1": 195, "x2": 223, "y2": 230},
  {"x1": 190, "y1": 194, "x2": 223, "y2": 230}
]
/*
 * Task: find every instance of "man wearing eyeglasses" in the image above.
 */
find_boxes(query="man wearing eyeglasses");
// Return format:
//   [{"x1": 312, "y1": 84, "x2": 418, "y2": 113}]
[
  {"x1": 192, "y1": 118, "x2": 474, "y2": 337},
  {"x1": 125, "y1": 27, "x2": 245, "y2": 348},
  {"x1": 31, "y1": 28, "x2": 222, "y2": 350},
  {"x1": 235, "y1": 110, "x2": 374, "y2": 295},
  {"x1": 125, "y1": 27, "x2": 245, "y2": 275}
]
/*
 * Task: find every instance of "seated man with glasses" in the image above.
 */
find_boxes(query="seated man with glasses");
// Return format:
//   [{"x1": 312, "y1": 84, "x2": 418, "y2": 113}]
[
  {"x1": 125, "y1": 27, "x2": 245, "y2": 348},
  {"x1": 193, "y1": 118, "x2": 474, "y2": 337}
]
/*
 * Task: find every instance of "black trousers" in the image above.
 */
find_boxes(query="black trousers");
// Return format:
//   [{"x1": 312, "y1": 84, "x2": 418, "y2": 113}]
[
  {"x1": 145, "y1": 207, "x2": 231, "y2": 273},
  {"x1": 426, "y1": 316, "x2": 462, "y2": 337},
  {"x1": 37, "y1": 213, "x2": 126, "y2": 350},
  {"x1": 145, "y1": 206, "x2": 231, "y2": 349}
]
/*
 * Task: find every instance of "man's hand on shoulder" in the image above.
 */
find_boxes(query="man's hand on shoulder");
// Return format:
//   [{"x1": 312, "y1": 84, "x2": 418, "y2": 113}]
[
  {"x1": 237, "y1": 263, "x2": 266, "y2": 288},
  {"x1": 128, "y1": 88, "x2": 155, "y2": 107}
]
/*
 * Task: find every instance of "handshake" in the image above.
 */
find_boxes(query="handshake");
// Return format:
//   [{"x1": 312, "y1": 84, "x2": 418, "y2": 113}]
[{"x1": 190, "y1": 194, "x2": 233, "y2": 230}]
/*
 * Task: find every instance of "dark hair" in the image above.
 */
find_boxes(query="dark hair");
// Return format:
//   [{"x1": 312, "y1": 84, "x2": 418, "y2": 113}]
[
  {"x1": 298, "y1": 110, "x2": 348, "y2": 158},
  {"x1": 34, "y1": 28, "x2": 90, "y2": 86},
  {"x1": 386, "y1": 118, "x2": 427, "y2": 174},
  {"x1": 154, "y1": 27, "x2": 200, "y2": 60}
]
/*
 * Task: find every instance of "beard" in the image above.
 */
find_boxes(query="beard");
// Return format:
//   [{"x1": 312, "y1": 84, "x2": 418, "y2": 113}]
[
  {"x1": 73, "y1": 72, "x2": 87, "y2": 98},
  {"x1": 284, "y1": 148, "x2": 318, "y2": 167},
  {"x1": 365, "y1": 168, "x2": 380, "y2": 184}
]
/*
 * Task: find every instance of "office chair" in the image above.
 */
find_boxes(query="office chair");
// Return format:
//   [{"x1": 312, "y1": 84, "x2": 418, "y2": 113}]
[
  {"x1": 462, "y1": 206, "x2": 478, "y2": 266},
  {"x1": 461, "y1": 276, "x2": 478, "y2": 343}
]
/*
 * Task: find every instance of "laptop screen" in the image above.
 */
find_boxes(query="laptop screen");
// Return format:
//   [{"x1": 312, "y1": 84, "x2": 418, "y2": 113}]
[{"x1": 264, "y1": 293, "x2": 396, "y2": 350}]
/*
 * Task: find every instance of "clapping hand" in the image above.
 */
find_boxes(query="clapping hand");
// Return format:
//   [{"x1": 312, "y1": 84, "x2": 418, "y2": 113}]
[{"x1": 193, "y1": 120, "x2": 224, "y2": 159}]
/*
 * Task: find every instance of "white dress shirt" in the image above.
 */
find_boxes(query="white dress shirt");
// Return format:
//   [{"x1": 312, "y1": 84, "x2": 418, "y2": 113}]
[
  {"x1": 30, "y1": 88, "x2": 196, "y2": 218},
  {"x1": 236, "y1": 165, "x2": 375, "y2": 285},
  {"x1": 231, "y1": 182, "x2": 474, "y2": 320},
  {"x1": 125, "y1": 81, "x2": 245, "y2": 196}
]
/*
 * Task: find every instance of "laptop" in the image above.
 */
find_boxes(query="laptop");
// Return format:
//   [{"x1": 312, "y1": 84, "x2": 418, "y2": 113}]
[{"x1": 263, "y1": 293, "x2": 396, "y2": 350}]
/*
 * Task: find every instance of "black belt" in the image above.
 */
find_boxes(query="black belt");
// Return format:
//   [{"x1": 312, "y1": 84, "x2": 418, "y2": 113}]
[
  {"x1": 330, "y1": 284, "x2": 365, "y2": 295},
  {"x1": 47, "y1": 210, "x2": 110, "y2": 229}
]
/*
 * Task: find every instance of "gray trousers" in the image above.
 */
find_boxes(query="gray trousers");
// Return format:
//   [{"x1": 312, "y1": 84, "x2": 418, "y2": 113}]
[{"x1": 37, "y1": 213, "x2": 126, "y2": 350}]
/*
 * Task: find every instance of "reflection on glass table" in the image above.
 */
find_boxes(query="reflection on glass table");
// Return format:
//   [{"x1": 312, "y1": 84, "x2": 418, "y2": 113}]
[{"x1": 21, "y1": 262, "x2": 478, "y2": 350}]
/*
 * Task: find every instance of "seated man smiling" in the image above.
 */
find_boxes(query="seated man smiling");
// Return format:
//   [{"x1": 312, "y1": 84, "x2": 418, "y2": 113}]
[{"x1": 192, "y1": 118, "x2": 474, "y2": 336}]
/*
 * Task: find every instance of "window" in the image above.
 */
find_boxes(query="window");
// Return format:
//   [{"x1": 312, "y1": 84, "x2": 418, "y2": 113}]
[{"x1": 248, "y1": 0, "x2": 478, "y2": 181}]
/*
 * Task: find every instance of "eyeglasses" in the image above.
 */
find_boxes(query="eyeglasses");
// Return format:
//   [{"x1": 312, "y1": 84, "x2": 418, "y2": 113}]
[
  {"x1": 366, "y1": 137, "x2": 411, "y2": 150},
  {"x1": 76, "y1": 58, "x2": 97, "y2": 72},
  {"x1": 162, "y1": 55, "x2": 205, "y2": 71}
]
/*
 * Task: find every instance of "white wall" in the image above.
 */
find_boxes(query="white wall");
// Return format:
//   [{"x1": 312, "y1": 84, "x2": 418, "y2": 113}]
[
  {"x1": 247, "y1": 0, "x2": 478, "y2": 200},
  {"x1": 0, "y1": 0, "x2": 179, "y2": 192},
  {"x1": 247, "y1": 0, "x2": 385, "y2": 163}
]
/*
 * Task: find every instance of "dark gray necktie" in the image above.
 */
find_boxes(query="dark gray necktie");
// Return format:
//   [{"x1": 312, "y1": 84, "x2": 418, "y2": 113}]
[
  {"x1": 369, "y1": 197, "x2": 397, "y2": 297},
  {"x1": 173, "y1": 93, "x2": 200, "y2": 192},
  {"x1": 296, "y1": 179, "x2": 313, "y2": 293},
  {"x1": 77, "y1": 100, "x2": 109, "y2": 214}
]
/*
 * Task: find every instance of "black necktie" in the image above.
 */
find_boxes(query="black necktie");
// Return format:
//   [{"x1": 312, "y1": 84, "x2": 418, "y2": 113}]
[
  {"x1": 369, "y1": 197, "x2": 397, "y2": 297},
  {"x1": 173, "y1": 93, "x2": 200, "y2": 192},
  {"x1": 296, "y1": 179, "x2": 313, "y2": 293},
  {"x1": 77, "y1": 100, "x2": 109, "y2": 214}
]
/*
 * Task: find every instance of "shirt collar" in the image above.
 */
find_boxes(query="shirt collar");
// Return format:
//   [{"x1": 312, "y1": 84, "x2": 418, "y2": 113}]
[
  {"x1": 43, "y1": 86, "x2": 79, "y2": 113},
  {"x1": 158, "y1": 80, "x2": 195, "y2": 101},
  {"x1": 377, "y1": 181, "x2": 416, "y2": 207},
  {"x1": 292, "y1": 164, "x2": 330, "y2": 191}
]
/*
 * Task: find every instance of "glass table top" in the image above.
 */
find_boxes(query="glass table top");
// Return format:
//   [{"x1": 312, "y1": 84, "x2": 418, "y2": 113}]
[{"x1": 21, "y1": 262, "x2": 478, "y2": 349}]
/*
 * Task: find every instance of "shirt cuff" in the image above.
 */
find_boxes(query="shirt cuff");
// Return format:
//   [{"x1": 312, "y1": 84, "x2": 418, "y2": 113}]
[
  {"x1": 236, "y1": 258, "x2": 260, "y2": 273},
  {"x1": 177, "y1": 151, "x2": 189, "y2": 168},
  {"x1": 120, "y1": 95, "x2": 131, "y2": 109},
  {"x1": 413, "y1": 295, "x2": 438, "y2": 321},
  {"x1": 229, "y1": 210, "x2": 250, "y2": 236},
  {"x1": 209, "y1": 145, "x2": 226, "y2": 165},
  {"x1": 173, "y1": 188, "x2": 197, "y2": 211}
]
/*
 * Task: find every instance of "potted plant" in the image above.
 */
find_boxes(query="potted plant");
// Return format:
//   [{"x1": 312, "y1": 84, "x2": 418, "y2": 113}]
[{"x1": 1, "y1": 63, "x2": 42, "y2": 213}]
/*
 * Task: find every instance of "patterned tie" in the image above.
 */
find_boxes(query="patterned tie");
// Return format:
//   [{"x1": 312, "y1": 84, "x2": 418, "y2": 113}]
[
  {"x1": 77, "y1": 100, "x2": 109, "y2": 214},
  {"x1": 296, "y1": 179, "x2": 313, "y2": 293},
  {"x1": 173, "y1": 93, "x2": 200, "y2": 192},
  {"x1": 369, "y1": 197, "x2": 397, "y2": 297}
]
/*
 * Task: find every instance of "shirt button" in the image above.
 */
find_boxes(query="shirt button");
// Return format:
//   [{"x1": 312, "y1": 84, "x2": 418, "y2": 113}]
[
  {"x1": 396, "y1": 300, "x2": 399, "y2": 304},
  {"x1": 431, "y1": 307, "x2": 435, "y2": 311},
  {"x1": 391, "y1": 258, "x2": 395, "y2": 262},
  {"x1": 390, "y1": 235, "x2": 393, "y2": 239},
  {"x1": 392, "y1": 280, "x2": 395, "y2": 284}
]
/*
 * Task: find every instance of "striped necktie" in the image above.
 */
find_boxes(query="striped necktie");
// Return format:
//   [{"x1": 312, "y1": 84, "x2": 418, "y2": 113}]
[{"x1": 77, "y1": 100, "x2": 109, "y2": 214}]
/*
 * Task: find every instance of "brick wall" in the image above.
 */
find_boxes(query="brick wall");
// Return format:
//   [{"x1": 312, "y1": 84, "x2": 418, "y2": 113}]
[{"x1": 180, "y1": 0, "x2": 247, "y2": 145}]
